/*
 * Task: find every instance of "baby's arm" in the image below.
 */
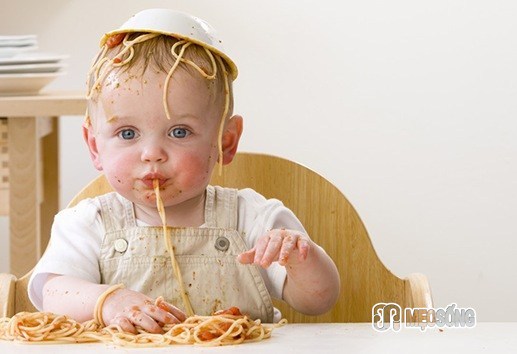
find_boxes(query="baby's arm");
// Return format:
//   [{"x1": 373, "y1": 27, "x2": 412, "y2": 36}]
[
  {"x1": 42, "y1": 274, "x2": 185, "y2": 333},
  {"x1": 238, "y1": 229, "x2": 340, "y2": 315}
]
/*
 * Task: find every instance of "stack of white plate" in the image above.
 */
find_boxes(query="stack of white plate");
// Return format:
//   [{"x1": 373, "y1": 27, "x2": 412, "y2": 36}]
[{"x1": 0, "y1": 35, "x2": 68, "y2": 96}]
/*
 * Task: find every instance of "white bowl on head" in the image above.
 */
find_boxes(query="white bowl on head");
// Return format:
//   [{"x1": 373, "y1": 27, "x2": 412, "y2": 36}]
[{"x1": 100, "y1": 8, "x2": 238, "y2": 80}]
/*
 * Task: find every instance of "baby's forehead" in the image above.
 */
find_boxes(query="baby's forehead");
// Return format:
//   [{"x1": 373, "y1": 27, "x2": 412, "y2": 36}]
[
  {"x1": 100, "y1": 66, "x2": 215, "y2": 98},
  {"x1": 93, "y1": 68, "x2": 219, "y2": 118}
]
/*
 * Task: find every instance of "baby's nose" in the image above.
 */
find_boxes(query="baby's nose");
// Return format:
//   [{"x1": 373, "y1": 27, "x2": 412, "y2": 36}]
[{"x1": 141, "y1": 145, "x2": 168, "y2": 163}]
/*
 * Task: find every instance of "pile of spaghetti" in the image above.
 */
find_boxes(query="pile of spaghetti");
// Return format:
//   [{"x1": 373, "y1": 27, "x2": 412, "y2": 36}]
[{"x1": 0, "y1": 307, "x2": 285, "y2": 347}]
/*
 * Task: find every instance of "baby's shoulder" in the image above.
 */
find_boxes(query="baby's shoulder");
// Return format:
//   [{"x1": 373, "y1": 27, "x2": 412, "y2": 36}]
[
  {"x1": 237, "y1": 187, "x2": 267, "y2": 204},
  {"x1": 56, "y1": 192, "x2": 119, "y2": 224},
  {"x1": 236, "y1": 187, "x2": 285, "y2": 215}
]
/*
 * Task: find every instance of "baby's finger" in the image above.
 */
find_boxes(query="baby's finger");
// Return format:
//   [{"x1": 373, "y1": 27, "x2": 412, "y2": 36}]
[
  {"x1": 260, "y1": 231, "x2": 283, "y2": 268},
  {"x1": 297, "y1": 238, "x2": 310, "y2": 261},
  {"x1": 156, "y1": 298, "x2": 187, "y2": 322},
  {"x1": 142, "y1": 303, "x2": 181, "y2": 325},
  {"x1": 110, "y1": 315, "x2": 137, "y2": 334},
  {"x1": 253, "y1": 233, "x2": 271, "y2": 265},
  {"x1": 237, "y1": 249, "x2": 255, "y2": 264},
  {"x1": 278, "y1": 233, "x2": 298, "y2": 266},
  {"x1": 128, "y1": 310, "x2": 163, "y2": 334}
]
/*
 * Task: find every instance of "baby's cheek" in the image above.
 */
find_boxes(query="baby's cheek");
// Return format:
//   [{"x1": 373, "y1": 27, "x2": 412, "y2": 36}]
[
  {"x1": 104, "y1": 156, "x2": 133, "y2": 184},
  {"x1": 179, "y1": 153, "x2": 213, "y2": 185}
]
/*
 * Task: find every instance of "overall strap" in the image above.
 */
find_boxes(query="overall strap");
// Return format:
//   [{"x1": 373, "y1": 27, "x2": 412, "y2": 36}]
[
  {"x1": 204, "y1": 185, "x2": 238, "y2": 229},
  {"x1": 98, "y1": 192, "x2": 137, "y2": 232}
]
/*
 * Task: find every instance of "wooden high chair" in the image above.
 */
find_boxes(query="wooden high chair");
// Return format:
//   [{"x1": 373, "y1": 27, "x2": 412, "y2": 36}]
[{"x1": 0, "y1": 152, "x2": 433, "y2": 322}]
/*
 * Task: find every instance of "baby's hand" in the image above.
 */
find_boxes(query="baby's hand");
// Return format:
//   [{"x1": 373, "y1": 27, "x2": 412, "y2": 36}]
[
  {"x1": 237, "y1": 228, "x2": 310, "y2": 268},
  {"x1": 101, "y1": 288, "x2": 186, "y2": 334}
]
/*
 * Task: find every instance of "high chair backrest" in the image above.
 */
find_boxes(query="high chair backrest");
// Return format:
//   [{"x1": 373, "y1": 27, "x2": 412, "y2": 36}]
[
  {"x1": 210, "y1": 153, "x2": 432, "y2": 322},
  {"x1": 0, "y1": 152, "x2": 432, "y2": 322}
]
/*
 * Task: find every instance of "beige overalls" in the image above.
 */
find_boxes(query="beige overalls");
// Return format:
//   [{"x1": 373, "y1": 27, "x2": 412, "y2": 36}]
[{"x1": 97, "y1": 185, "x2": 275, "y2": 322}]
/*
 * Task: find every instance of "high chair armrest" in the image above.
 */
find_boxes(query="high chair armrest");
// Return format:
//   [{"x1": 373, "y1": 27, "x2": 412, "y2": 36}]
[
  {"x1": 0, "y1": 273, "x2": 17, "y2": 318},
  {"x1": 405, "y1": 273, "x2": 434, "y2": 309}
]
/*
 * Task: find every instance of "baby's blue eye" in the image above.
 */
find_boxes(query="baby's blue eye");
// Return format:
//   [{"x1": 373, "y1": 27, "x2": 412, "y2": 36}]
[
  {"x1": 119, "y1": 129, "x2": 136, "y2": 140},
  {"x1": 170, "y1": 128, "x2": 190, "y2": 138}
]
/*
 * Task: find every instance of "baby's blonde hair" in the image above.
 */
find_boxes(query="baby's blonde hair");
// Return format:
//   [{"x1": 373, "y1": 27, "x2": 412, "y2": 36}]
[{"x1": 85, "y1": 33, "x2": 234, "y2": 172}]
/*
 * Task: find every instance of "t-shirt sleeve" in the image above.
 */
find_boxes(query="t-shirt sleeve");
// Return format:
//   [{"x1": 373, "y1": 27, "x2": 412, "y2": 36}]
[
  {"x1": 237, "y1": 188, "x2": 309, "y2": 301},
  {"x1": 28, "y1": 198, "x2": 104, "y2": 311}
]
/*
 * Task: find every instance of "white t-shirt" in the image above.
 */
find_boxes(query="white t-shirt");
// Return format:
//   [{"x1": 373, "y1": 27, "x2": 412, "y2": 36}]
[{"x1": 29, "y1": 188, "x2": 307, "y2": 313}]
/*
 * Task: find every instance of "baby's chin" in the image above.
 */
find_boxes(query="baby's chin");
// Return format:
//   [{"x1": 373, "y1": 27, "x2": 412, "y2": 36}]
[
  {"x1": 112, "y1": 187, "x2": 157, "y2": 206},
  {"x1": 138, "y1": 191, "x2": 160, "y2": 206}
]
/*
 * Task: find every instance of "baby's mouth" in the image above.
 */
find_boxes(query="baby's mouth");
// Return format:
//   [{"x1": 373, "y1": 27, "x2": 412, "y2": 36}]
[{"x1": 141, "y1": 173, "x2": 167, "y2": 189}]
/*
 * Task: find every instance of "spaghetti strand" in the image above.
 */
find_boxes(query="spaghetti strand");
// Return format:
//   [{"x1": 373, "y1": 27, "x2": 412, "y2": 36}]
[
  {"x1": 153, "y1": 179, "x2": 195, "y2": 317},
  {"x1": 0, "y1": 311, "x2": 285, "y2": 347}
]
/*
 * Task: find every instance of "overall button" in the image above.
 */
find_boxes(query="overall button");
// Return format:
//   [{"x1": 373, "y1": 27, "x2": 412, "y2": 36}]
[
  {"x1": 215, "y1": 236, "x2": 230, "y2": 252},
  {"x1": 114, "y1": 239, "x2": 128, "y2": 253}
]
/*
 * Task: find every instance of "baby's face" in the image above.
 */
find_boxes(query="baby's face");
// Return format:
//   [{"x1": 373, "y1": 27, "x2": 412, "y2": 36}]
[{"x1": 88, "y1": 66, "x2": 222, "y2": 213}]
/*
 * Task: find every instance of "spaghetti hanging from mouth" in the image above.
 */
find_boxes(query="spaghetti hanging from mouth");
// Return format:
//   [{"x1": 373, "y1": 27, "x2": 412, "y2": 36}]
[{"x1": 153, "y1": 179, "x2": 195, "y2": 317}]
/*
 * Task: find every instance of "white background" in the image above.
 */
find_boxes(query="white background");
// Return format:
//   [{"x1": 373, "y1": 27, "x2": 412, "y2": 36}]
[{"x1": 1, "y1": 0, "x2": 516, "y2": 321}]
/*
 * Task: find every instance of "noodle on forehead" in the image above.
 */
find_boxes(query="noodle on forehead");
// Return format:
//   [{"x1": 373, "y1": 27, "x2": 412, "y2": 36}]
[{"x1": 86, "y1": 33, "x2": 229, "y2": 172}]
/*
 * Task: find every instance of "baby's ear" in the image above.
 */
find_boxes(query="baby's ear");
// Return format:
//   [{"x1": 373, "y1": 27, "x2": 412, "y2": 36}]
[
  {"x1": 83, "y1": 123, "x2": 103, "y2": 171},
  {"x1": 221, "y1": 115, "x2": 243, "y2": 165}
]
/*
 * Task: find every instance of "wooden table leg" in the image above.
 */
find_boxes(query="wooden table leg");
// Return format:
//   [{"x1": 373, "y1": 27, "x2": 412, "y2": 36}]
[
  {"x1": 8, "y1": 117, "x2": 41, "y2": 277},
  {"x1": 39, "y1": 116, "x2": 59, "y2": 257}
]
